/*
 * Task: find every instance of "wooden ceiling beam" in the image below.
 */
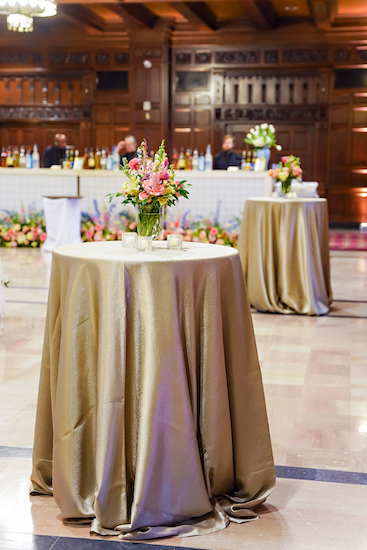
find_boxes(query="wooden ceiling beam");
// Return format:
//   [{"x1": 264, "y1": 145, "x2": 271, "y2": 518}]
[
  {"x1": 107, "y1": 3, "x2": 158, "y2": 28},
  {"x1": 173, "y1": 2, "x2": 220, "y2": 31},
  {"x1": 238, "y1": 0, "x2": 277, "y2": 30},
  {"x1": 306, "y1": 0, "x2": 331, "y2": 29},
  {"x1": 58, "y1": 5, "x2": 106, "y2": 32}
]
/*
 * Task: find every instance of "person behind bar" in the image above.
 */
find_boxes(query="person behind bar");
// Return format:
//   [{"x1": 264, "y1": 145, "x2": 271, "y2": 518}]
[
  {"x1": 117, "y1": 135, "x2": 139, "y2": 165},
  {"x1": 213, "y1": 134, "x2": 242, "y2": 170},
  {"x1": 42, "y1": 133, "x2": 67, "y2": 168}
]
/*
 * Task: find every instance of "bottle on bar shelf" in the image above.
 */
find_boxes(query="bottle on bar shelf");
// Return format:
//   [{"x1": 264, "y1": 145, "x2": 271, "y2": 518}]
[
  {"x1": 205, "y1": 144, "x2": 213, "y2": 171},
  {"x1": 241, "y1": 151, "x2": 247, "y2": 170},
  {"x1": 32, "y1": 144, "x2": 40, "y2": 169},
  {"x1": 177, "y1": 148, "x2": 186, "y2": 170},
  {"x1": 95, "y1": 147, "x2": 101, "y2": 170},
  {"x1": 19, "y1": 146, "x2": 26, "y2": 168},
  {"x1": 88, "y1": 148, "x2": 96, "y2": 169},
  {"x1": 250, "y1": 150, "x2": 256, "y2": 171},
  {"x1": 112, "y1": 146, "x2": 120, "y2": 170},
  {"x1": 1, "y1": 147, "x2": 6, "y2": 167},
  {"x1": 13, "y1": 146, "x2": 20, "y2": 168},
  {"x1": 245, "y1": 151, "x2": 252, "y2": 171},
  {"x1": 6, "y1": 147, "x2": 13, "y2": 168},
  {"x1": 100, "y1": 149, "x2": 107, "y2": 170},
  {"x1": 26, "y1": 149, "x2": 32, "y2": 169},
  {"x1": 106, "y1": 150, "x2": 113, "y2": 170},
  {"x1": 185, "y1": 148, "x2": 192, "y2": 170},
  {"x1": 172, "y1": 148, "x2": 178, "y2": 170},
  {"x1": 69, "y1": 149, "x2": 75, "y2": 169},
  {"x1": 83, "y1": 148, "x2": 89, "y2": 169},
  {"x1": 198, "y1": 151, "x2": 205, "y2": 171},
  {"x1": 192, "y1": 149, "x2": 199, "y2": 171}
]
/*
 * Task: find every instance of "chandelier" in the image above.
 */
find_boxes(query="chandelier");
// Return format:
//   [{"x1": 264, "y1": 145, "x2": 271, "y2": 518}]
[{"x1": 0, "y1": 0, "x2": 57, "y2": 32}]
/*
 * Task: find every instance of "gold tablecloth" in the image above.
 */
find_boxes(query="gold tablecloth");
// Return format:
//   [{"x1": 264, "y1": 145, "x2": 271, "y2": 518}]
[
  {"x1": 31, "y1": 241, "x2": 275, "y2": 540},
  {"x1": 238, "y1": 198, "x2": 332, "y2": 316}
]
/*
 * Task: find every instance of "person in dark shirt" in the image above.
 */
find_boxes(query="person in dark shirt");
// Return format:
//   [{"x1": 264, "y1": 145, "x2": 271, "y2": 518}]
[
  {"x1": 117, "y1": 135, "x2": 139, "y2": 165},
  {"x1": 42, "y1": 133, "x2": 67, "y2": 168},
  {"x1": 214, "y1": 135, "x2": 242, "y2": 170}
]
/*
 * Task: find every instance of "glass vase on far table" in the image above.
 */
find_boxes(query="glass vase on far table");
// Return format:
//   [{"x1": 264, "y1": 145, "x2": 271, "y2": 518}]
[{"x1": 137, "y1": 204, "x2": 163, "y2": 239}]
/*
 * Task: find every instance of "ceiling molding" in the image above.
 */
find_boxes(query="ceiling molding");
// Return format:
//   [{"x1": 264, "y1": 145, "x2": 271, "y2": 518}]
[
  {"x1": 107, "y1": 3, "x2": 158, "y2": 28},
  {"x1": 173, "y1": 2, "x2": 221, "y2": 31}
]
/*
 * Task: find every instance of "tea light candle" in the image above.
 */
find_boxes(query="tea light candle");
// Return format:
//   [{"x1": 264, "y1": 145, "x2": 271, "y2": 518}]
[
  {"x1": 167, "y1": 234, "x2": 183, "y2": 250},
  {"x1": 121, "y1": 232, "x2": 137, "y2": 248},
  {"x1": 136, "y1": 235, "x2": 152, "y2": 252}
]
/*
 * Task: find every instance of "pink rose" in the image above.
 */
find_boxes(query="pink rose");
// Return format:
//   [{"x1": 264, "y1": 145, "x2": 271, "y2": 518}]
[
  {"x1": 95, "y1": 224, "x2": 102, "y2": 232},
  {"x1": 216, "y1": 239, "x2": 225, "y2": 245},
  {"x1": 281, "y1": 156, "x2": 289, "y2": 163},
  {"x1": 199, "y1": 230, "x2": 207, "y2": 239},
  {"x1": 151, "y1": 183, "x2": 166, "y2": 196},
  {"x1": 139, "y1": 191, "x2": 151, "y2": 201},
  {"x1": 40, "y1": 233, "x2": 47, "y2": 242},
  {"x1": 128, "y1": 158, "x2": 140, "y2": 170},
  {"x1": 128, "y1": 222, "x2": 137, "y2": 230},
  {"x1": 210, "y1": 227, "x2": 219, "y2": 236},
  {"x1": 8, "y1": 229, "x2": 15, "y2": 237},
  {"x1": 143, "y1": 181, "x2": 152, "y2": 193}
]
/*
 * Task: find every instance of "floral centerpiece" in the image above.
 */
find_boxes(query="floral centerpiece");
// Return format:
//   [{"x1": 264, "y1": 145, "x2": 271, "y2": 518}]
[
  {"x1": 269, "y1": 155, "x2": 303, "y2": 196},
  {"x1": 107, "y1": 139, "x2": 189, "y2": 239},
  {"x1": 0, "y1": 209, "x2": 47, "y2": 248},
  {"x1": 244, "y1": 123, "x2": 282, "y2": 170}
]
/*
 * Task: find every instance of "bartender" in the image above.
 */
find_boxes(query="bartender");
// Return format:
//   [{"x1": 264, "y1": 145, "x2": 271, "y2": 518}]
[
  {"x1": 42, "y1": 133, "x2": 67, "y2": 168},
  {"x1": 117, "y1": 135, "x2": 138, "y2": 164},
  {"x1": 213, "y1": 135, "x2": 242, "y2": 170}
]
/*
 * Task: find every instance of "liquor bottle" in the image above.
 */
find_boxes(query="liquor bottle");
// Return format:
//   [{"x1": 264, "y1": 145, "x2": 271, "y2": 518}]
[
  {"x1": 245, "y1": 151, "x2": 252, "y2": 171},
  {"x1": 83, "y1": 147, "x2": 89, "y2": 169},
  {"x1": 250, "y1": 150, "x2": 256, "y2": 171},
  {"x1": 13, "y1": 146, "x2": 20, "y2": 168},
  {"x1": 185, "y1": 149, "x2": 192, "y2": 170},
  {"x1": 192, "y1": 149, "x2": 199, "y2": 171},
  {"x1": 177, "y1": 148, "x2": 186, "y2": 170},
  {"x1": 32, "y1": 144, "x2": 40, "y2": 169},
  {"x1": 0, "y1": 147, "x2": 6, "y2": 167},
  {"x1": 205, "y1": 144, "x2": 213, "y2": 171},
  {"x1": 100, "y1": 149, "x2": 107, "y2": 170},
  {"x1": 26, "y1": 149, "x2": 32, "y2": 169},
  {"x1": 6, "y1": 147, "x2": 13, "y2": 168},
  {"x1": 69, "y1": 149, "x2": 74, "y2": 169},
  {"x1": 172, "y1": 148, "x2": 179, "y2": 170},
  {"x1": 88, "y1": 148, "x2": 96, "y2": 169},
  {"x1": 95, "y1": 147, "x2": 101, "y2": 169},
  {"x1": 241, "y1": 151, "x2": 247, "y2": 170},
  {"x1": 198, "y1": 151, "x2": 205, "y2": 171},
  {"x1": 73, "y1": 150, "x2": 79, "y2": 169},
  {"x1": 106, "y1": 150, "x2": 113, "y2": 171},
  {"x1": 112, "y1": 146, "x2": 120, "y2": 170},
  {"x1": 19, "y1": 146, "x2": 26, "y2": 168}
]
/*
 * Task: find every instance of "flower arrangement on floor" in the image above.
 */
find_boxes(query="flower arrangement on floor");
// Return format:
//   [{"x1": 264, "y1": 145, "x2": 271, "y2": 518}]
[
  {"x1": 107, "y1": 139, "x2": 189, "y2": 239},
  {"x1": 269, "y1": 155, "x2": 303, "y2": 196},
  {"x1": 0, "y1": 209, "x2": 47, "y2": 248}
]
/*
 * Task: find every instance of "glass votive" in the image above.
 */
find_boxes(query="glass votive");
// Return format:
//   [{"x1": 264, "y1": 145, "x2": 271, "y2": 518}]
[
  {"x1": 136, "y1": 235, "x2": 152, "y2": 252},
  {"x1": 167, "y1": 233, "x2": 183, "y2": 250},
  {"x1": 121, "y1": 232, "x2": 137, "y2": 248}
]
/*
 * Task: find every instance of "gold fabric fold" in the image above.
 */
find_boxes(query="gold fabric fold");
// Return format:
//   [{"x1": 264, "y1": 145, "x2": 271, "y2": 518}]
[
  {"x1": 238, "y1": 198, "x2": 332, "y2": 316},
  {"x1": 31, "y1": 241, "x2": 275, "y2": 540}
]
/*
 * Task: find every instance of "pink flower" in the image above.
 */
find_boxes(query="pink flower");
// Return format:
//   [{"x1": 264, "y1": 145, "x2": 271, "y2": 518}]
[
  {"x1": 160, "y1": 169, "x2": 169, "y2": 180},
  {"x1": 8, "y1": 229, "x2": 15, "y2": 237},
  {"x1": 216, "y1": 238, "x2": 225, "y2": 245},
  {"x1": 281, "y1": 156, "x2": 289, "y2": 163},
  {"x1": 199, "y1": 230, "x2": 207, "y2": 239},
  {"x1": 143, "y1": 181, "x2": 153, "y2": 193},
  {"x1": 151, "y1": 183, "x2": 166, "y2": 196},
  {"x1": 40, "y1": 233, "x2": 47, "y2": 242},
  {"x1": 183, "y1": 235, "x2": 192, "y2": 242},
  {"x1": 210, "y1": 227, "x2": 219, "y2": 236},
  {"x1": 11, "y1": 241, "x2": 17, "y2": 248},
  {"x1": 95, "y1": 224, "x2": 102, "y2": 232},
  {"x1": 139, "y1": 192, "x2": 151, "y2": 201},
  {"x1": 94, "y1": 232, "x2": 102, "y2": 241},
  {"x1": 128, "y1": 222, "x2": 137, "y2": 230},
  {"x1": 192, "y1": 237, "x2": 200, "y2": 242},
  {"x1": 128, "y1": 158, "x2": 140, "y2": 170}
]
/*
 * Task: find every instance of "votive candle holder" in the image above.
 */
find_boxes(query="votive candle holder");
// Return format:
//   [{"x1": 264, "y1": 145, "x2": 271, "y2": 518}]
[
  {"x1": 136, "y1": 235, "x2": 152, "y2": 252},
  {"x1": 167, "y1": 234, "x2": 183, "y2": 250},
  {"x1": 121, "y1": 232, "x2": 137, "y2": 248}
]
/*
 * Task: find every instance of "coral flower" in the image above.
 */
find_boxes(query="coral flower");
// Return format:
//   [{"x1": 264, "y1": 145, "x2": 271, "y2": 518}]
[{"x1": 128, "y1": 158, "x2": 140, "y2": 170}]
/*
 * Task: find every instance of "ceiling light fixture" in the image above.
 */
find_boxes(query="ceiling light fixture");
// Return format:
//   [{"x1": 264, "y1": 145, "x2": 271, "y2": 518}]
[
  {"x1": 0, "y1": 0, "x2": 57, "y2": 32},
  {"x1": 285, "y1": 5, "x2": 299, "y2": 11}
]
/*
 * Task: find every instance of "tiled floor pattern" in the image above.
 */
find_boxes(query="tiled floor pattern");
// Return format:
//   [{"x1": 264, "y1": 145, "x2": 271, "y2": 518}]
[{"x1": 0, "y1": 247, "x2": 367, "y2": 549}]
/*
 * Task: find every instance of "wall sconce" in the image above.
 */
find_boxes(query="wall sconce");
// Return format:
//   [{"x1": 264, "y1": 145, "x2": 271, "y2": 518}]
[
  {"x1": 143, "y1": 100, "x2": 151, "y2": 120},
  {"x1": 143, "y1": 59, "x2": 152, "y2": 69}
]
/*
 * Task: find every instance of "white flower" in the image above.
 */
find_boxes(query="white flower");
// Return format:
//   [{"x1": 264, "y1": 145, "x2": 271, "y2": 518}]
[
  {"x1": 254, "y1": 137, "x2": 265, "y2": 147},
  {"x1": 265, "y1": 136, "x2": 272, "y2": 145},
  {"x1": 255, "y1": 125, "x2": 260, "y2": 130},
  {"x1": 246, "y1": 133, "x2": 252, "y2": 139},
  {"x1": 269, "y1": 124, "x2": 275, "y2": 132},
  {"x1": 261, "y1": 123, "x2": 268, "y2": 129},
  {"x1": 276, "y1": 144, "x2": 282, "y2": 151}
]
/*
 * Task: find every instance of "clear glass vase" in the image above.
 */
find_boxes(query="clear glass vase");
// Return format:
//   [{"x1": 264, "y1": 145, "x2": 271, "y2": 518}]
[
  {"x1": 137, "y1": 205, "x2": 162, "y2": 240},
  {"x1": 282, "y1": 179, "x2": 292, "y2": 196}
]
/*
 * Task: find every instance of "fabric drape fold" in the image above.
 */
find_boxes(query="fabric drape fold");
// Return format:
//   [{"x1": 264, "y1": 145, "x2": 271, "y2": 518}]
[{"x1": 31, "y1": 241, "x2": 275, "y2": 540}]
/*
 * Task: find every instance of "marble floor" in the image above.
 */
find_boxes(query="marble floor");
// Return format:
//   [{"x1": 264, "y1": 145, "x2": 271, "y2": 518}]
[{"x1": 0, "y1": 247, "x2": 366, "y2": 549}]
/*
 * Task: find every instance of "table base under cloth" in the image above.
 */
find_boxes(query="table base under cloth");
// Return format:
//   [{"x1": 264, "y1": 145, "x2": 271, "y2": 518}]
[
  {"x1": 238, "y1": 198, "x2": 333, "y2": 316},
  {"x1": 30, "y1": 241, "x2": 275, "y2": 540}
]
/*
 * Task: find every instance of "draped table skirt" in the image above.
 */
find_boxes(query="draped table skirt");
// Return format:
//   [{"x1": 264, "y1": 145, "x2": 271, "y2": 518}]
[
  {"x1": 31, "y1": 241, "x2": 275, "y2": 540},
  {"x1": 237, "y1": 198, "x2": 333, "y2": 316}
]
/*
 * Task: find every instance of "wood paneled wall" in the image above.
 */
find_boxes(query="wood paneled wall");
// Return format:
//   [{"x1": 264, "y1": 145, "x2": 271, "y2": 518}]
[{"x1": 1, "y1": 38, "x2": 367, "y2": 222}]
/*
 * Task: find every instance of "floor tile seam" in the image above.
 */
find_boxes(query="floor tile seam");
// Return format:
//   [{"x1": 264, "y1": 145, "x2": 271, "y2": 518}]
[{"x1": 5, "y1": 300, "x2": 48, "y2": 305}]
